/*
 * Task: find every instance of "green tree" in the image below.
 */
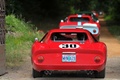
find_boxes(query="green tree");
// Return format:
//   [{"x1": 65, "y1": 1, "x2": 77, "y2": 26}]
[{"x1": 7, "y1": 0, "x2": 120, "y2": 21}]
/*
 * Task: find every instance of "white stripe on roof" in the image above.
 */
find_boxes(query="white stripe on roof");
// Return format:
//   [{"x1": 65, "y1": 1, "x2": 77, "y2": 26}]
[{"x1": 78, "y1": 15, "x2": 82, "y2": 17}]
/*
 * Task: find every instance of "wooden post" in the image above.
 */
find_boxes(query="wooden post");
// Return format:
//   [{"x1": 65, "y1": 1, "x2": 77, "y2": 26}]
[{"x1": 0, "y1": 0, "x2": 6, "y2": 75}]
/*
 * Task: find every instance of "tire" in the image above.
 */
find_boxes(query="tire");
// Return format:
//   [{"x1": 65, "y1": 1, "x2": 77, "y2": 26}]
[
  {"x1": 94, "y1": 68, "x2": 105, "y2": 78},
  {"x1": 32, "y1": 68, "x2": 43, "y2": 78},
  {"x1": 96, "y1": 35, "x2": 100, "y2": 41}
]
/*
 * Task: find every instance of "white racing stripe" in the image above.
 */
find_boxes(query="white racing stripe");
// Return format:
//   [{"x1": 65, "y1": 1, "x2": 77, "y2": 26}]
[
  {"x1": 83, "y1": 23, "x2": 97, "y2": 27},
  {"x1": 78, "y1": 15, "x2": 82, "y2": 17},
  {"x1": 77, "y1": 22, "x2": 82, "y2": 26},
  {"x1": 83, "y1": 23, "x2": 99, "y2": 34},
  {"x1": 76, "y1": 22, "x2": 83, "y2": 28}
]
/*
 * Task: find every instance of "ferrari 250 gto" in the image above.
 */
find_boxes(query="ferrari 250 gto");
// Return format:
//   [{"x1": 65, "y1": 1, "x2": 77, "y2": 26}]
[{"x1": 31, "y1": 29, "x2": 107, "y2": 78}]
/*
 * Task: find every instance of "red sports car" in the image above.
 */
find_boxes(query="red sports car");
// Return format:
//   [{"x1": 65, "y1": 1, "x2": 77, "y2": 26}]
[
  {"x1": 31, "y1": 29, "x2": 107, "y2": 78},
  {"x1": 59, "y1": 14, "x2": 101, "y2": 40}
]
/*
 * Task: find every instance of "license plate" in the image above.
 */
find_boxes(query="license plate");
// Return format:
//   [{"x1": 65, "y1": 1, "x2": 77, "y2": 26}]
[{"x1": 62, "y1": 54, "x2": 76, "y2": 62}]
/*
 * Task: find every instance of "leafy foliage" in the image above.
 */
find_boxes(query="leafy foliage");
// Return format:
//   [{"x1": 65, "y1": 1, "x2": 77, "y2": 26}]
[
  {"x1": 5, "y1": 0, "x2": 92, "y2": 20},
  {"x1": 6, "y1": 0, "x2": 120, "y2": 21},
  {"x1": 108, "y1": 26, "x2": 120, "y2": 40}
]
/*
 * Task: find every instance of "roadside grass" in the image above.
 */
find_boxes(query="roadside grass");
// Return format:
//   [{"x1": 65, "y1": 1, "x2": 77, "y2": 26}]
[{"x1": 5, "y1": 14, "x2": 44, "y2": 67}]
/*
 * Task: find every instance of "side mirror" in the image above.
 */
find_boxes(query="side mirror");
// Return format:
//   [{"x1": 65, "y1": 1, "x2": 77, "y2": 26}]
[
  {"x1": 35, "y1": 38, "x2": 38, "y2": 41},
  {"x1": 61, "y1": 20, "x2": 64, "y2": 22}
]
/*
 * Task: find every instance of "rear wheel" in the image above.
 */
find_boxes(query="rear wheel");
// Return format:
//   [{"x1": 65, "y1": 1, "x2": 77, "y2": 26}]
[
  {"x1": 96, "y1": 35, "x2": 100, "y2": 41},
  {"x1": 32, "y1": 68, "x2": 44, "y2": 78},
  {"x1": 94, "y1": 68, "x2": 105, "y2": 78}
]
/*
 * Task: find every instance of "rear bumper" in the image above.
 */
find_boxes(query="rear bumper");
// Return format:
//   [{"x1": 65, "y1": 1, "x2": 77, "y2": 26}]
[
  {"x1": 33, "y1": 62, "x2": 106, "y2": 72},
  {"x1": 32, "y1": 48, "x2": 106, "y2": 72}
]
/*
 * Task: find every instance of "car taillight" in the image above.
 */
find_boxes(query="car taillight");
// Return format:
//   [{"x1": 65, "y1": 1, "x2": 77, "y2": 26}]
[
  {"x1": 93, "y1": 29, "x2": 96, "y2": 33},
  {"x1": 94, "y1": 56, "x2": 101, "y2": 63},
  {"x1": 38, "y1": 56, "x2": 44, "y2": 63}
]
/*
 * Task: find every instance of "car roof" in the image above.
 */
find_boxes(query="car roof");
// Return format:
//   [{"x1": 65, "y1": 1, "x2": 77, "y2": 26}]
[
  {"x1": 65, "y1": 14, "x2": 94, "y2": 22},
  {"x1": 68, "y1": 14, "x2": 92, "y2": 18}
]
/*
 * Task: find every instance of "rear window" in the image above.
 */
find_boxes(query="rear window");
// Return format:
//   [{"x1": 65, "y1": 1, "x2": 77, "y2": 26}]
[
  {"x1": 69, "y1": 17, "x2": 90, "y2": 22},
  {"x1": 51, "y1": 32, "x2": 88, "y2": 42}
]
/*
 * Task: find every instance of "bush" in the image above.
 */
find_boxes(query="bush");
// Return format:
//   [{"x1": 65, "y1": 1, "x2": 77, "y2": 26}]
[
  {"x1": 5, "y1": 14, "x2": 44, "y2": 67},
  {"x1": 107, "y1": 26, "x2": 120, "y2": 40}
]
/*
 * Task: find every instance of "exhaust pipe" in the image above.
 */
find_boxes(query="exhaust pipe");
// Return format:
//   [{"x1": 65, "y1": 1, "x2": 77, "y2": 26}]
[
  {"x1": 44, "y1": 70, "x2": 52, "y2": 75},
  {"x1": 86, "y1": 70, "x2": 94, "y2": 75}
]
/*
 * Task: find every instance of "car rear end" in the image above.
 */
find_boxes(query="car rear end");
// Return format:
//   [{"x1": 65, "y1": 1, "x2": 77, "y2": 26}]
[
  {"x1": 31, "y1": 30, "x2": 106, "y2": 78},
  {"x1": 32, "y1": 42, "x2": 106, "y2": 72},
  {"x1": 60, "y1": 23, "x2": 100, "y2": 40}
]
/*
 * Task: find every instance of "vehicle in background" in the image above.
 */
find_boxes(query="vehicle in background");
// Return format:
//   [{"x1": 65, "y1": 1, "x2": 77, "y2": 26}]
[
  {"x1": 92, "y1": 11, "x2": 99, "y2": 18},
  {"x1": 59, "y1": 14, "x2": 100, "y2": 40}
]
